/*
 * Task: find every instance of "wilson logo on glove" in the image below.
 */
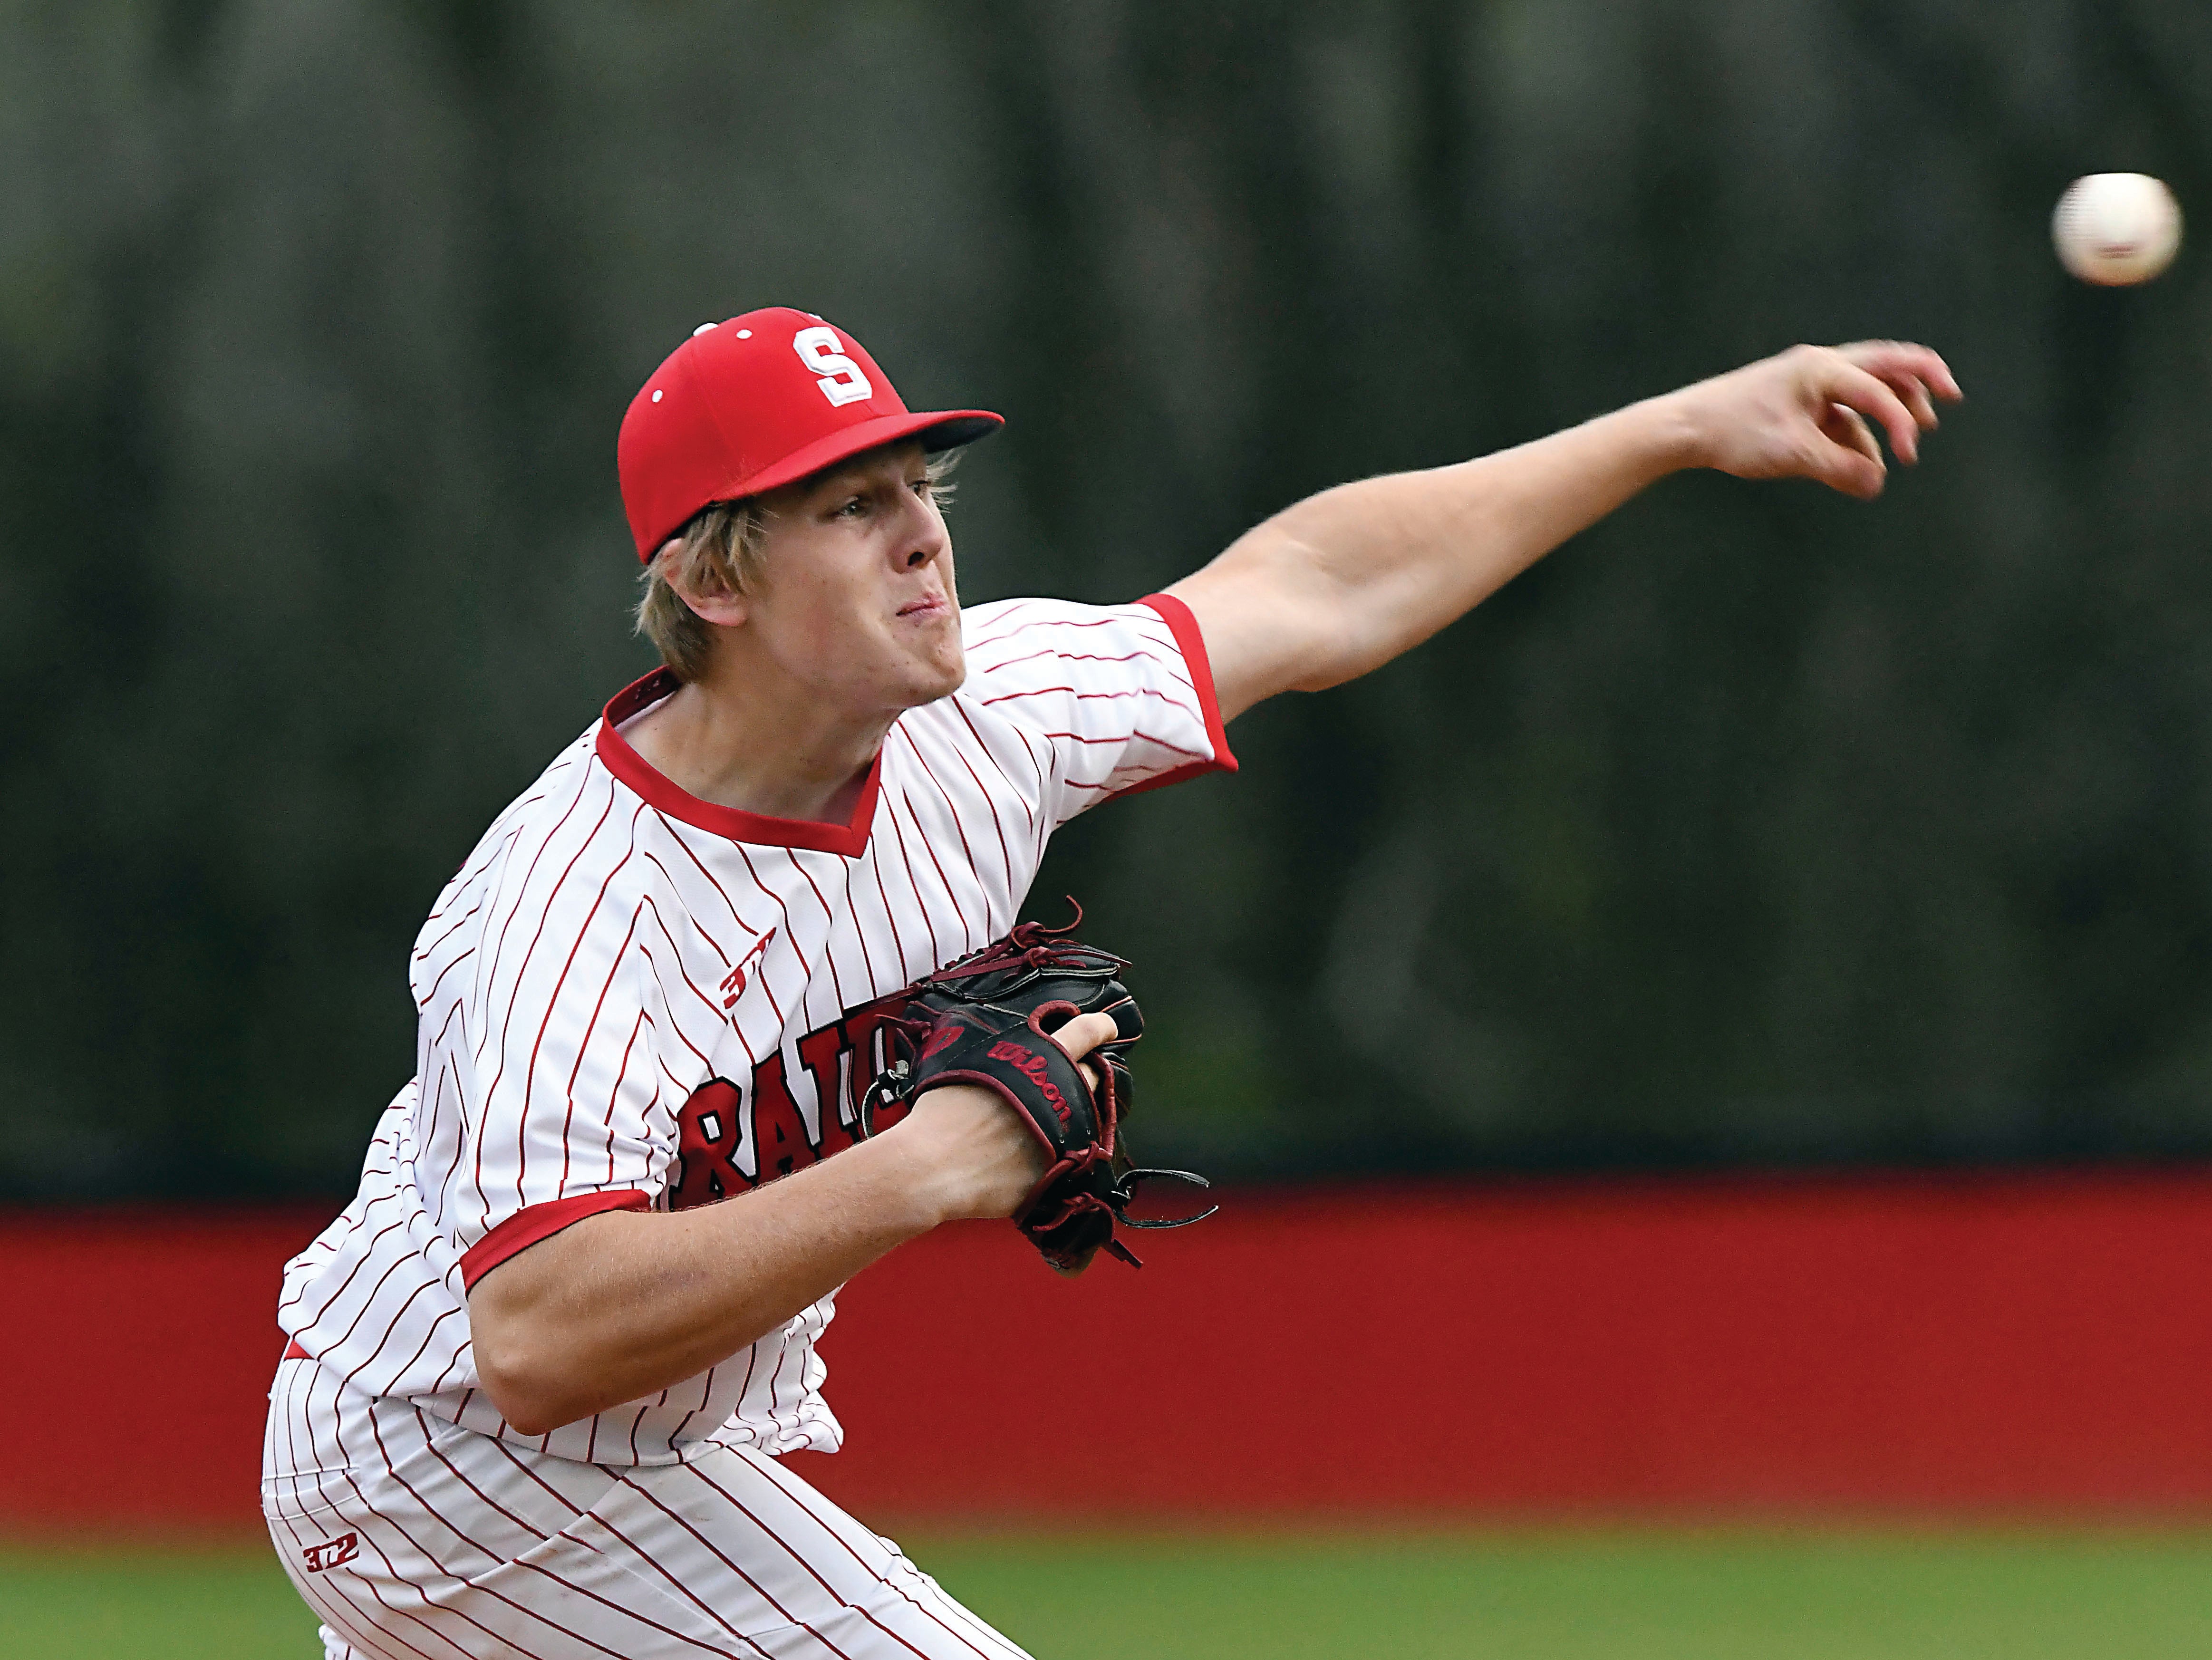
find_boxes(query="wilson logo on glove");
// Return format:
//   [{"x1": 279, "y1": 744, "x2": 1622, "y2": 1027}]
[
  {"x1": 987, "y1": 1040, "x2": 1070, "y2": 1125},
  {"x1": 853, "y1": 902, "x2": 1216, "y2": 1274}
]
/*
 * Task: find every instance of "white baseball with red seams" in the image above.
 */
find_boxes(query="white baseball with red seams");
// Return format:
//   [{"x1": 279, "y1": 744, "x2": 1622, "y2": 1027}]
[{"x1": 265, "y1": 595, "x2": 1235, "y2": 1658}]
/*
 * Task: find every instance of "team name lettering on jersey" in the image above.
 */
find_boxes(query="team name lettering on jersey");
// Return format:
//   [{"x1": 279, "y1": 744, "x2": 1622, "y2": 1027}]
[{"x1": 671, "y1": 996, "x2": 911, "y2": 1206}]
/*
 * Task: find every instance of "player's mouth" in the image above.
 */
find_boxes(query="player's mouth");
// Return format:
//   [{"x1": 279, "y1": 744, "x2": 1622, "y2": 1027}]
[{"x1": 896, "y1": 593, "x2": 950, "y2": 621}]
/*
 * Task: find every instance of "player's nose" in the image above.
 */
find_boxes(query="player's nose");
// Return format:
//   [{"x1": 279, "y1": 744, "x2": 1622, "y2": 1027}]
[{"x1": 896, "y1": 497, "x2": 949, "y2": 570}]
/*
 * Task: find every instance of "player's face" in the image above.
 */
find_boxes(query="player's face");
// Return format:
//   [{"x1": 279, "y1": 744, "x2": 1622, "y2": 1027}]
[{"x1": 744, "y1": 442, "x2": 964, "y2": 714}]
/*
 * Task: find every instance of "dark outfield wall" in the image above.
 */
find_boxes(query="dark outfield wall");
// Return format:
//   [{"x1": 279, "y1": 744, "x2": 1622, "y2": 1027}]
[
  {"x1": 4, "y1": 3, "x2": 2212, "y2": 1199},
  {"x1": 6, "y1": 1176, "x2": 2210, "y2": 1533}
]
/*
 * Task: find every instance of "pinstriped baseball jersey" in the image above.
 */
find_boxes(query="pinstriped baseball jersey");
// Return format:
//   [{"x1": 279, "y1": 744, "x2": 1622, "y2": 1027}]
[
  {"x1": 277, "y1": 594, "x2": 1233, "y2": 1468},
  {"x1": 263, "y1": 1354, "x2": 1035, "y2": 1660}
]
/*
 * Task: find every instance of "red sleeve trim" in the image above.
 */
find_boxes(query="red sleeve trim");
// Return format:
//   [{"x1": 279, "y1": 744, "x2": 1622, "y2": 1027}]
[
  {"x1": 1120, "y1": 594, "x2": 1240, "y2": 800},
  {"x1": 460, "y1": 1189, "x2": 653, "y2": 1292}
]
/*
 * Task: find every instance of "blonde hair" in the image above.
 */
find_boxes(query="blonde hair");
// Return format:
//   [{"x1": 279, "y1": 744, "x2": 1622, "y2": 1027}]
[{"x1": 633, "y1": 449, "x2": 960, "y2": 683}]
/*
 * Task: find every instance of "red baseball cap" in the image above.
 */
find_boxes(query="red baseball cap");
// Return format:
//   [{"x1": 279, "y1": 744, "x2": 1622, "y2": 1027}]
[{"x1": 617, "y1": 306, "x2": 1003, "y2": 562}]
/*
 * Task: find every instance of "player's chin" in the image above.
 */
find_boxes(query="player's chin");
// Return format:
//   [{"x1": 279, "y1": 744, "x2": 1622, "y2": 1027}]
[{"x1": 887, "y1": 632, "x2": 966, "y2": 707}]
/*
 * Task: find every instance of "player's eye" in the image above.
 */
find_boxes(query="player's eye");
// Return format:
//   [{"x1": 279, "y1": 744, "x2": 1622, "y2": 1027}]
[{"x1": 832, "y1": 494, "x2": 868, "y2": 519}]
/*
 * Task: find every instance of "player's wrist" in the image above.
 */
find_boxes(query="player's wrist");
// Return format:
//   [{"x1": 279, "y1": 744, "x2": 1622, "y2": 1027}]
[
  {"x1": 857, "y1": 1112, "x2": 972, "y2": 1232},
  {"x1": 1626, "y1": 385, "x2": 1714, "y2": 476}
]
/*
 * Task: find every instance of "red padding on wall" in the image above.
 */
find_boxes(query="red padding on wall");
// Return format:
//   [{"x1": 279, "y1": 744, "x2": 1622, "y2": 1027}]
[
  {"x1": 794, "y1": 1173, "x2": 2212, "y2": 1519},
  {"x1": 0, "y1": 1207, "x2": 334, "y2": 1532},
  {"x1": 4, "y1": 1175, "x2": 2211, "y2": 1535}
]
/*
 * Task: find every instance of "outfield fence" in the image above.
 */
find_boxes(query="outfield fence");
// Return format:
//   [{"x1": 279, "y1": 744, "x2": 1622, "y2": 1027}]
[{"x1": 5, "y1": 1173, "x2": 2209, "y2": 1535}]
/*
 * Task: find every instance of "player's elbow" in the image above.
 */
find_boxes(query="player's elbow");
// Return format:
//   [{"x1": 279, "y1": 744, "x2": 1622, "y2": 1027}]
[
  {"x1": 468, "y1": 1326, "x2": 555, "y2": 1435},
  {"x1": 467, "y1": 1285, "x2": 589, "y2": 1436},
  {"x1": 498, "y1": 1401, "x2": 568, "y2": 1439},
  {"x1": 1269, "y1": 592, "x2": 1395, "y2": 694},
  {"x1": 1264, "y1": 538, "x2": 1407, "y2": 691},
  {"x1": 1191, "y1": 530, "x2": 1378, "y2": 705}
]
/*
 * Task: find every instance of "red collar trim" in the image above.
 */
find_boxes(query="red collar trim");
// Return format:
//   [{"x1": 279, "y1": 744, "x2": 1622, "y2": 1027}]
[{"x1": 594, "y1": 669, "x2": 883, "y2": 857}]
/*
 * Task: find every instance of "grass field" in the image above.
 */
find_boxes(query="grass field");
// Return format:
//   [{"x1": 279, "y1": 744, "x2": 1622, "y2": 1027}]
[{"x1": 4, "y1": 1526, "x2": 2208, "y2": 1658}]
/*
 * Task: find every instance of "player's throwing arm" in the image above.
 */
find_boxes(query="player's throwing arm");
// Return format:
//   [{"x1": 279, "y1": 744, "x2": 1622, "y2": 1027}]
[
  {"x1": 264, "y1": 316, "x2": 1952, "y2": 1660},
  {"x1": 1172, "y1": 341, "x2": 1959, "y2": 721}
]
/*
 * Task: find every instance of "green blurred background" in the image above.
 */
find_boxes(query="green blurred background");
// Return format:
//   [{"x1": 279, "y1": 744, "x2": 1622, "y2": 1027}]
[{"x1": 4, "y1": 0, "x2": 2210, "y2": 1203}]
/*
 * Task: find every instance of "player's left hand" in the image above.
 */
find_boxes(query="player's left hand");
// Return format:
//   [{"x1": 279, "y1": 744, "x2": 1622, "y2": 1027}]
[
  {"x1": 890, "y1": 1010, "x2": 1122, "y2": 1226},
  {"x1": 1671, "y1": 341, "x2": 1962, "y2": 501}
]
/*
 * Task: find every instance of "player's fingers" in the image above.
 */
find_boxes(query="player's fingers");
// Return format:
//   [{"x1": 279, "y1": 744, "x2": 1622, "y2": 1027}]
[
  {"x1": 1808, "y1": 443, "x2": 1886, "y2": 500},
  {"x1": 1045, "y1": 1010, "x2": 1120, "y2": 1064},
  {"x1": 1862, "y1": 357, "x2": 1941, "y2": 431},
  {"x1": 1821, "y1": 403, "x2": 1881, "y2": 465},
  {"x1": 1887, "y1": 374, "x2": 1939, "y2": 431},
  {"x1": 1822, "y1": 360, "x2": 1921, "y2": 464},
  {"x1": 1826, "y1": 343, "x2": 1954, "y2": 438},
  {"x1": 1836, "y1": 339, "x2": 1963, "y2": 404},
  {"x1": 1801, "y1": 413, "x2": 1886, "y2": 500}
]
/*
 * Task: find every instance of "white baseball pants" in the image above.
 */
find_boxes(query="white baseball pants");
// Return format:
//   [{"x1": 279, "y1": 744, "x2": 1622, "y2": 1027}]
[{"x1": 262, "y1": 1356, "x2": 1033, "y2": 1660}]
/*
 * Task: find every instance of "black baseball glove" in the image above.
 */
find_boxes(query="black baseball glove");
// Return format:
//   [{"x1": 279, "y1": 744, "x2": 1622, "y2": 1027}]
[{"x1": 858, "y1": 907, "x2": 1214, "y2": 1274}]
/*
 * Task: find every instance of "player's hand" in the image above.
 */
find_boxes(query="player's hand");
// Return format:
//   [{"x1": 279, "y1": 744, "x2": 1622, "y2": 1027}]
[
  {"x1": 1670, "y1": 341, "x2": 1962, "y2": 501},
  {"x1": 888, "y1": 1010, "x2": 1121, "y2": 1225}
]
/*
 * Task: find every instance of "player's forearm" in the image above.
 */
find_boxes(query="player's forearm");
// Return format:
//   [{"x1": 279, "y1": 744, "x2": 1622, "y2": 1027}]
[
  {"x1": 1179, "y1": 395, "x2": 1700, "y2": 716},
  {"x1": 1285, "y1": 396, "x2": 1700, "y2": 684},
  {"x1": 467, "y1": 1132, "x2": 949, "y2": 1435}
]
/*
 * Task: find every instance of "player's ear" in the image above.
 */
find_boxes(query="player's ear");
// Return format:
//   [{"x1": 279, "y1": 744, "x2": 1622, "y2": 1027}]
[{"x1": 662, "y1": 540, "x2": 750, "y2": 629}]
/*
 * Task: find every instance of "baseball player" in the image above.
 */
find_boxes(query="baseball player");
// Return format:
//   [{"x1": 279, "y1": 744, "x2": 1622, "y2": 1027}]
[{"x1": 265, "y1": 307, "x2": 1957, "y2": 1658}]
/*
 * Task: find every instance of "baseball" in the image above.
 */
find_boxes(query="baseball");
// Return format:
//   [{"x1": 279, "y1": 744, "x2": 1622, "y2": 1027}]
[{"x1": 2051, "y1": 173, "x2": 2183, "y2": 286}]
